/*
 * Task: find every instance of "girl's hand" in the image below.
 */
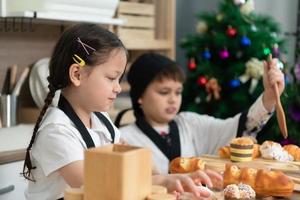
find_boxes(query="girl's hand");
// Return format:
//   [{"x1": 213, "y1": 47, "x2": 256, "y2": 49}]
[
  {"x1": 154, "y1": 169, "x2": 222, "y2": 199},
  {"x1": 262, "y1": 57, "x2": 285, "y2": 112}
]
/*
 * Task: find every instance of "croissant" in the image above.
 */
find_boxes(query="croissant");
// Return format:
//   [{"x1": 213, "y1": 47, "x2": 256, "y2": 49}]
[
  {"x1": 223, "y1": 163, "x2": 294, "y2": 197},
  {"x1": 283, "y1": 144, "x2": 300, "y2": 161},
  {"x1": 169, "y1": 157, "x2": 205, "y2": 173}
]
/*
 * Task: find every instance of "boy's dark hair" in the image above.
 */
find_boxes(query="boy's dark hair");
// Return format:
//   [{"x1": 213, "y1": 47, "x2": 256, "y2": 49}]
[
  {"x1": 23, "y1": 23, "x2": 128, "y2": 181},
  {"x1": 127, "y1": 53, "x2": 185, "y2": 118}
]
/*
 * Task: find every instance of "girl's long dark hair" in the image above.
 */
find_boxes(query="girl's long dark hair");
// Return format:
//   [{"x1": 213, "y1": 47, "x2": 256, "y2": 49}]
[{"x1": 22, "y1": 23, "x2": 127, "y2": 181}]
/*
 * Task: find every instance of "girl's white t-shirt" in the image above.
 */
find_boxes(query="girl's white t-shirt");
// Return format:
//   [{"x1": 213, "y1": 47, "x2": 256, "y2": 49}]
[{"x1": 25, "y1": 107, "x2": 120, "y2": 200}]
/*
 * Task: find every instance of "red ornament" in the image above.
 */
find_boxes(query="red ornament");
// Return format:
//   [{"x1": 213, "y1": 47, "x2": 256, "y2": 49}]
[
  {"x1": 197, "y1": 76, "x2": 207, "y2": 86},
  {"x1": 226, "y1": 27, "x2": 237, "y2": 37},
  {"x1": 188, "y1": 58, "x2": 196, "y2": 70}
]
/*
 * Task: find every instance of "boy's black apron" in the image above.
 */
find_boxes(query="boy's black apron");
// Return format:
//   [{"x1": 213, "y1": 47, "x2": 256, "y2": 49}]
[
  {"x1": 57, "y1": 95, "x2": 115, "y2": 200},
  {"x1": 135, "y1": 117, "x2": 181, "y2": 162}
]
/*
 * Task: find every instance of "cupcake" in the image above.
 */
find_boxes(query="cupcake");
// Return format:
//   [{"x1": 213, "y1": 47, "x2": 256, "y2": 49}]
[
  {"x1": 224, "y1": 183, "x2": 255, "y2": 200},
  {"x1": 230, "y1": 137, "x2": 254, "y2": 162}
]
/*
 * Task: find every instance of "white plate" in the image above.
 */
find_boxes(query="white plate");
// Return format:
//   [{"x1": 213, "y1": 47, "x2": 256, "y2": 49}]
[{"x1": 29, "y1": 58, "x2": 60, "y2": 108}]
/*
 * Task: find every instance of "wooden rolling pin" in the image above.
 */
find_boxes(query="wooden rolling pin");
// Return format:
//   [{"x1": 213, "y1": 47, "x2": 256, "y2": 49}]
[{"x1": 268, "y1": 54, "x2": 288, "y2": 139}]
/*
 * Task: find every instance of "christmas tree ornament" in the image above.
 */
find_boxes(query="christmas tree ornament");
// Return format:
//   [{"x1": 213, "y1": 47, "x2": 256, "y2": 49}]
[
  {"x1": 202, "y1": 49, "x2": 212, "y2": 60},
  {"x1": 240, "y1": 36, "x2": 251, "y2": 47},
  {"x1": 205, "y1": 78, "x2": 221, "y2": 101},
  {"x1": 240, "y1": 0, "x2": 255, "y2": 15},
  {"x1": 263, "y1": 47, "x2": 271, "y2": 55},
  {"x1": 236, "y1": 51, "x2": 243, "y2": 59},
  {"x1": 196, "y1": 21, "x2": 208, "y2": 34},
  {"x1": 230, "y1": 79, "x2": 241, "y2": 88},
  {"x1": 219, "y1": 49, "x2": 230, "y2": 59},
  {"x1": 270, "y1": 32, "x2": 277, "y2": 38},
  {"x1": 239, "y1": 58, "x2": 264, "y2": 94},
  {"x1": 226, "y1": 26, "x2": 237, "y2": 37},
  {"x1": 197, "y1": 76, "x2": 207, "y2": 86},
  {"x1": 250, "y1": 24, "x2": 257, "y2": 32},
  {"x1": 294, "y1": 63, "x2": 300, "y2": 81},
  {"x1": 216, "y1": 13, "x2": 224, "y2": 22},
  {"x1": 233, "y1": 0, "x2": 246, "y2": 5},
  {"x1": 188, "y1": 58, "x2": 197, "y2": 70},
  {"x1": 194, "y1": 96, "x2": 202, "y2": 104},
  {"x1": 272, "y1": 43, "x2": 280, "y2": 58}
]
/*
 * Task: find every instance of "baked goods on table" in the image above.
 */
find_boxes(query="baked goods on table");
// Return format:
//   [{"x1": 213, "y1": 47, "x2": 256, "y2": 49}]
[
  {"x1": 283, "y1": 144, "x2": 300, "y2": 161},
  {"x1": 218, "y1": 138, "x2": 299, "y2": 162},
  {"x1": 230, "y1": 137, "x2": 254, "y2": 162},
  {"x1": 223, "y1": 183, "x2": 256, "y2": 200},
  {"x1": 169, "y1": 157, "x2": 206, "y2": 173},
  {"x1": 223, "y1": 163, "x2": 294, "y2": 197},
  {"x1": 260, "y1": 140, "x2": 293, "y2": 161},
  {"x1": 219, "y1": 144, "x2": 261, "y2": 159}
]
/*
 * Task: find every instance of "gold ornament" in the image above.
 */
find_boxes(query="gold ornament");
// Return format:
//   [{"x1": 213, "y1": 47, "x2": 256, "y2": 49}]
[
  {"x1": 240, "y1": 0, "x2": 255, "y2": 15},
  {"x1": 196, "y1": 21, "x2": 208, "y2": 34},
  {"x1": 239, "y1": 58, "x2": 264, "y2": 94},
  {"x1": 216, "y1": 13, "x2": 224, "y2": 22}
]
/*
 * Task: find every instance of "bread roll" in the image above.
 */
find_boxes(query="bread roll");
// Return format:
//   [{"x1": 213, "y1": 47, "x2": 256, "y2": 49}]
[
  {"x1": 255, "y1": 169, "x2": 294, "y2": 197},
  {"x1": 283, "y1": 144, "x2": 300, "y2": 161},
  {"x1": 252, "y1": 144, "x2": 261, "y2": 159},
  {"x1": 169, "y1": 157, "x2": 205, "y2": 173},
  {"x1": 223, "y1": 163, "x2": 294, "y2": 197},
  {"x1": 218, "y1": 146, "x2": 231, "y2": 159}
]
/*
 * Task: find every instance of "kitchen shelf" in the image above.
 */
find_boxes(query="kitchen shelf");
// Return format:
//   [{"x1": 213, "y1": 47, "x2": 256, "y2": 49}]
[{"x1": 1, "y1": 11, "x2": 124, "y2": 25}]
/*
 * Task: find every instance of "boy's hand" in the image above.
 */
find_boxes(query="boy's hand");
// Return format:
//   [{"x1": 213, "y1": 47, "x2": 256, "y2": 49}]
[{"x1": 262, "y1": 57, "x2": 285, "y2": 112}]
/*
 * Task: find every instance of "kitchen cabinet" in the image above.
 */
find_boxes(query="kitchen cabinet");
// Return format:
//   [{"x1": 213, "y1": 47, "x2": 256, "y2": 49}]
[
  {"x1": 0, "y1": 161, "x2": 27, "y2": 200},
  {"x1": 0, "y1": 124, "x2": 33, "y2": 200}
]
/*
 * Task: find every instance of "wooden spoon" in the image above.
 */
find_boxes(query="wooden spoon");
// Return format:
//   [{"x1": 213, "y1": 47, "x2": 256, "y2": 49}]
[{"x1": 268, "y1": 54, "x2": 288, "y2": 139}]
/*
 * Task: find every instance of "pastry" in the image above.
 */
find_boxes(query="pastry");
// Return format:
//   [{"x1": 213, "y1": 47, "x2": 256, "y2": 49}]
[
  {"x1": 224, "y1": 183, "x2": 255, "y2": 200},
  {"x1": 230, "y1": 137, "x2": 254, "y2": 162},
  {"x1": 283, "y1": 144, "x2": 300, "y2": 161},
  {"x1": 219, "y1": 146, "x2": 231, "y2": 159},
  {"x1": 169, "y1": 157, "x2": 205, "y2": 173},
  {"x1": 252, "y1": 144, "x2": 261, "y2": 159},
  {"x1": 219, "y1": 144, "x2": 260, "y2": 160},
  {"x1": 223, "y1": 163, "x2": 294, "y2": 197},
  {"x1": 260, "y1": 140, "x2": 293, "y2": 161},
  {"x1": 255, "y1": 169, "x2": 294, "y2": 197}
]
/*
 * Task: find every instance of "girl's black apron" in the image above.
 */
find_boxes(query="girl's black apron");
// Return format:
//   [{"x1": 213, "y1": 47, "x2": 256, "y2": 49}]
[{"x1": 57, "y1": 95, "x2": 115, "y2": 200}]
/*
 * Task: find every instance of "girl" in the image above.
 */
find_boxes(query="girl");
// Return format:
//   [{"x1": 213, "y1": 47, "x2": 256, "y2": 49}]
[
  {"x1": 117, "y1": 53, "x2": 285, "y2": 174},
  {"x1": 22, "y1": 24, "x2": 221, "y2": 200}
]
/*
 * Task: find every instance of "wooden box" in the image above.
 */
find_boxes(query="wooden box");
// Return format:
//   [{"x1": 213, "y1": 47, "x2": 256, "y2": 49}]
[{"x1": 84, "y1": 144, "x2": 152, "y2": 200}]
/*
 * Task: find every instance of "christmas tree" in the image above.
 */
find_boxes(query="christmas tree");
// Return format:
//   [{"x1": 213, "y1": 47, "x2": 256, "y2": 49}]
[{"x1": 180, "y1": 0, "x2": 285, "y2": 120}]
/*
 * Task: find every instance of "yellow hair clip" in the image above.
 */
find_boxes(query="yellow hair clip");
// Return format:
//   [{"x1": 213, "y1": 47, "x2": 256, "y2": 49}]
[{"x1": 72, "y1": 54, "x2": 85, "y2": 67}]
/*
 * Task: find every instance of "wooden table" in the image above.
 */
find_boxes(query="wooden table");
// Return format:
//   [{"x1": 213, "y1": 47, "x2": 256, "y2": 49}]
[{"x1": 214, "y1": 191, "x2": 300, "y2": 199}]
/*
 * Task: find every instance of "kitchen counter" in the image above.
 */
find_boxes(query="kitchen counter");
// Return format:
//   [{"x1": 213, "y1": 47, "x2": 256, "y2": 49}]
[{"x1": 0, "y1": 124, "x2": 34, "y2": 164}]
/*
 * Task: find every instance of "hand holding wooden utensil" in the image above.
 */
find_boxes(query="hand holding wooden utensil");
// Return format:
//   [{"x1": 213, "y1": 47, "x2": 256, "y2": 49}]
[{"x1": 265, "y1": 54, "x2": 288, "y2": 138}]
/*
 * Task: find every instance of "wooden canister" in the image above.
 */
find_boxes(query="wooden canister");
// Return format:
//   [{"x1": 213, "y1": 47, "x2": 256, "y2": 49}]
[{"x1": 64, "y1": 188, "x2": 84, "y2": 200}]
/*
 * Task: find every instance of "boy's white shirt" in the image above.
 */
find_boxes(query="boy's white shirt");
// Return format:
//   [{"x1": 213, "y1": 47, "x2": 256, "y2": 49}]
[
  {"x1": 25, "y1": 107, "x2": 120, "y2": 200},
  {"x1": 120, "y1": 95, "x2": 272, "y2": 174}
]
